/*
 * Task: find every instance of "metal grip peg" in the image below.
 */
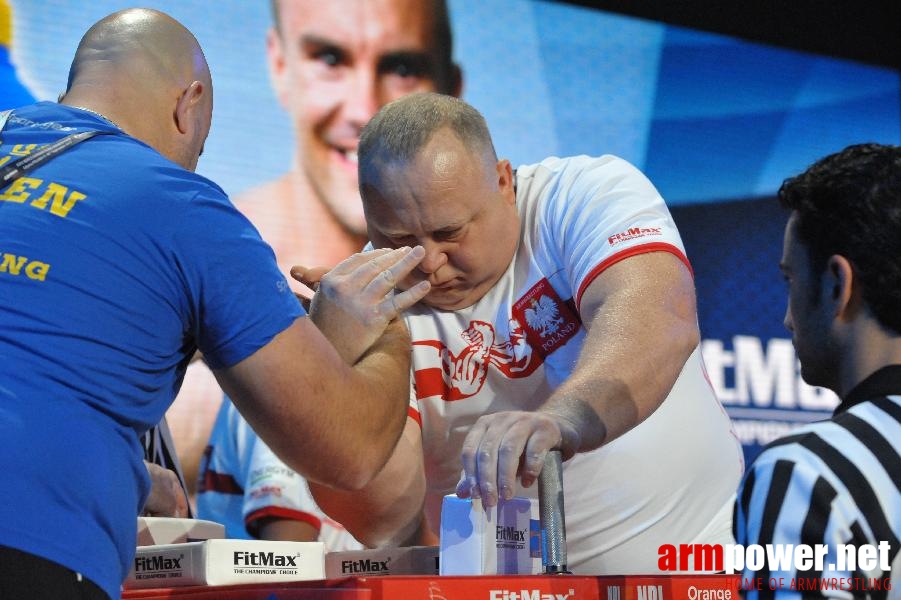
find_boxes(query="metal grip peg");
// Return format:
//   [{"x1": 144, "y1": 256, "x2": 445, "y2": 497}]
[{"x1": 538, "y1": 449, "x2": 570, "y2": 574}]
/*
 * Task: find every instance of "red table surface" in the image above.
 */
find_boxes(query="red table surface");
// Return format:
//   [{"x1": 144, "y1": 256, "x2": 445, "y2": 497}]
[{"x1": 122, "y1": 573, "x2": 742, "y2": 599}]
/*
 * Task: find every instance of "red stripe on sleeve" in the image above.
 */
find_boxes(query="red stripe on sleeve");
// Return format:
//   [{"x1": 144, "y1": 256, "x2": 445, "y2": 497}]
[
  {"x1": 575, "y1": 242, "x2": 693, "y2": 312},
  {"x1": 245, "y1": 506, "x2": 322, "y2": 532},
  {"x1": 198, "y1": 470, "x2": 243, "y2": 495}
]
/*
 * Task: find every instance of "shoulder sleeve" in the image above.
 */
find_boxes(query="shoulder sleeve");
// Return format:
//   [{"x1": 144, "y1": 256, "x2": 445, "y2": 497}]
[
  {"x1": 522, "y1": 155, "x2": 689, "y2": 311},
  {"x1": 170, "y1": 186, "x2": 303, "y2": 369}
]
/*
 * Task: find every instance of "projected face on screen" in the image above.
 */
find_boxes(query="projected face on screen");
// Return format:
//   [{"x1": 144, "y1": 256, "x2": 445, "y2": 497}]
[{"x1": 267, "y1": 0, "x2": 456, "y2": 236}]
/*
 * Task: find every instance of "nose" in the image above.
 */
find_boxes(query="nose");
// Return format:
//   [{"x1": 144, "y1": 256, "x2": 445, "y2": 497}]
[
  {"x1": 417, "y1": 241, "x2": 448, "y2": 275},
  {"x1": 343, "y1": 69, "x2": 381, "y2": 130}
]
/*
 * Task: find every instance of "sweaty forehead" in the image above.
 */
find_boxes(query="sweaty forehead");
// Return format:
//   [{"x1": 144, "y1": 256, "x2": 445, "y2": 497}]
[
  {"x1": 366, "y1": 138, "x2": 487, "y2": 230},
  {"x1": 278, "y1": 0, "x2": 437, "y2": 49},
  {"x1": 382, "y1": 130, "x2": 483, "y2": 196}
]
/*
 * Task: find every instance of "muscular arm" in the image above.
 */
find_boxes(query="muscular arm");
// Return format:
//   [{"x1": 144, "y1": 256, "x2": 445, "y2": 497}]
[
  {"x1": 284, "y1": 264, "x2": 427, "y2": 548},
  {"x1": 214, "y1": 313, "x2": 412, "y2": 492},
  {"x1": 460, "y1": 250, "x2": 699, "y2": 503},
  {"x1": 545, "y1": 250, "x2": 699, "y2": 452},
  {"x1": 213, "y1": 248, "x2": 428, "y2": 492},
  {"x1": 309, "y1": 416, "x2": 427, "y2": 548}
]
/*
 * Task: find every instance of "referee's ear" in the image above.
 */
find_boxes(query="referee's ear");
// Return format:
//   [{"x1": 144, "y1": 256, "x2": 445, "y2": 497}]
[{"x1": 826, "y1": 254, "x2": 857, "y2": 322}]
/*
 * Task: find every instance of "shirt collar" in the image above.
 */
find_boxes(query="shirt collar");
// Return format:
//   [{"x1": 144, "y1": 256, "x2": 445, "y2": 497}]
[{"x1": 835, "y1": 364, "x2": 901, "y2": 415}]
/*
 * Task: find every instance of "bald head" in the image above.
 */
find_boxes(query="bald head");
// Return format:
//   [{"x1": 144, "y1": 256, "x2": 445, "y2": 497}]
[{"x1": 61, "y1": 8, "x2": 213, "y2": 171}]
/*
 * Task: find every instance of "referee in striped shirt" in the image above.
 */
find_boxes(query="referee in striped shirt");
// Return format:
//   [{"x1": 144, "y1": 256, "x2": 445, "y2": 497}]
[{"x1": 734, "y1": 143, "x2": 901, "y2": 599}]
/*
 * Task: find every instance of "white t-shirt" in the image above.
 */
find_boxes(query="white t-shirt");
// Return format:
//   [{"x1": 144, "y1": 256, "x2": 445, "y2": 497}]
[
  {"x1": 196, "y1": 398, "x2": 363, "y2": 552},
  {"x1": 405, "y1": 155, "x2": 744, "y2": 574}
]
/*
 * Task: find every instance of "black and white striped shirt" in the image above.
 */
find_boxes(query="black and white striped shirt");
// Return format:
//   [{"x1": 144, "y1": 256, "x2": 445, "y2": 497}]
[{"x1": 734, "y1": 365, "x2": 901, "y2": 599}]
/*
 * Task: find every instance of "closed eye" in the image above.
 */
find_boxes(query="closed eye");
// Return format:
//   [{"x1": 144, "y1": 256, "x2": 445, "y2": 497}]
[
  {"x1": 387, "y1": 235, "x2": 417, "y2": 247},
  {"x1": 434, "y1": 228, "x2": 463, "y2": 242}
]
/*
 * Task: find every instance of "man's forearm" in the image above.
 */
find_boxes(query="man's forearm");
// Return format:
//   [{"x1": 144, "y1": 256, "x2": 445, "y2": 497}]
[
  {"x1": 325, "y1": 319, "x2": 412, "y2": 482},
  {"x1": 308, "y1": 479, "x2": 423, "y2": 548},
  {"x1": 309, "y1": 417, "x2": 426, "y2": 548},
  {"x1": 541, "y1": 252, "x2": 699, "y2": 453},
  {"x1": 217, "y1": 319, "x2": 412, "y2": 491},
  {"x1": 541, "y1": 307, "x2": 697, "y2": 454},
  {"x1": 355, "y1": 317, "x2": 411, "y2": 366}
]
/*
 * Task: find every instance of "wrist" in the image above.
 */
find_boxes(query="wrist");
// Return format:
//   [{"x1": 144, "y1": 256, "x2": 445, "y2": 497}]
[{"x1": 541, "y1": 401, "x2": 607, "y2": 457}]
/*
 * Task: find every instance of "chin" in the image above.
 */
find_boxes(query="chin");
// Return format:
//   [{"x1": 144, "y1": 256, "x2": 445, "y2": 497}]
[
  {"x1": 798, "y1": 363, "x2": 832, "y2": 393},
  {"x1": 345, "y1": 219, "x2": 368, "y2": 237},
  {"x1": 423, "y1": 292, "x2": 476, "y2": 312}
]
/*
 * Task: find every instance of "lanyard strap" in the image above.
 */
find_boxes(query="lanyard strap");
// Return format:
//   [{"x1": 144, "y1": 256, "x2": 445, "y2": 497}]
[
  {"x1": 0, "y1": 110, "x2": 10, "y2": 137},
  {"x1": 1, "y1": 110, "x2": 113, "y2": 191}
]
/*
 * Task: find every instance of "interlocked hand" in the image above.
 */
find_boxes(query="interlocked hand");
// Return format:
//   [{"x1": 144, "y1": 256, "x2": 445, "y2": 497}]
[{"x1": 294, "y1": 246, "x2": 429, "y2": 363}]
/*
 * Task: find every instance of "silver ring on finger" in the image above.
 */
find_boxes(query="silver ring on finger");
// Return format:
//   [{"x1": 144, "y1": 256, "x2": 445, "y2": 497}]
[
  {"x1": 380, "y1": 269, "x2": 396, "y2": 286},
  {"x1": 389, "y1": 294, "x2": 401, "y2": 316}
]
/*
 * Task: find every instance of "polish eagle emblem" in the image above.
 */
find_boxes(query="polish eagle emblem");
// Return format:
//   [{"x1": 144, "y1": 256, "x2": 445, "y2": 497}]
[{"x1": 524, "y1": 295, "x2": 564, "y2": 337}]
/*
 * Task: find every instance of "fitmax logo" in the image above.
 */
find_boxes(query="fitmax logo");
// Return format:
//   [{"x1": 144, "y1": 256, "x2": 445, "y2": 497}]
[
  {"x1": 134, "y1": 555, "x2": 183, "y2": 572},
  {"x1": 489, "y1": 589, "x2": 575, "y2": 600},
  {"x1": 233, "y1": 551, "x2": 298, "y2": 567},
  {"x1": 341, "y1": 558, "x2": 391, "y2": 573},
  {"x1": 607, "y1": 227, "x2": 662, "y2": 246},
  {"x1": 496, "y1": 525, "x2": 526, "y2": 542}
]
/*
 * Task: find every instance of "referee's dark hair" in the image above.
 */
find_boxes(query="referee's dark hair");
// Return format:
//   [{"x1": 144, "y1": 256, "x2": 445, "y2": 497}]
[{"x1": 778, "y1": 143, "x2": 901, "y2": 334}]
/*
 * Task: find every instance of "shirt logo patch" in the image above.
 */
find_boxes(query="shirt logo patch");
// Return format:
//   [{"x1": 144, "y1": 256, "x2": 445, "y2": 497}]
[
  {"x1": 413, "y1": 279, "x2": 580, "y2": 401},
  {"x1": 512, "y1": 279, "x2": 580, "y2": 359},
  {"x1": 414, "y1": 320, "x2": 530, "y2": 400},
  {"x1": 608, "y1": 226, "x2": 662, "y2": 246}
]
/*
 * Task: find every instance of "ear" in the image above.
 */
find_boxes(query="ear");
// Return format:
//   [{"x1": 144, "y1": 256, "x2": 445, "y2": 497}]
[
  {"x1": 174, "y1": 80, "x2": 205, "y2": 135},
  {"x1": 825, "y1": 254, "x2": 857, "y2": 321},
  {"x1": 496, "y1": 158, "x2": 515, "y2": 205},
  {"x1": 448, "y1": 64, "x2": 464, "y2": 99},
  {"x1": 266, "y1": 27, "x2": 289, "y2": 110}
]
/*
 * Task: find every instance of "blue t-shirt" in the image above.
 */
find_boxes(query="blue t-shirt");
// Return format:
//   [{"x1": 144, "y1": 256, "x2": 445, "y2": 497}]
[{"x1": 0, "y1": 102, "x2": 302, "y2": 598}]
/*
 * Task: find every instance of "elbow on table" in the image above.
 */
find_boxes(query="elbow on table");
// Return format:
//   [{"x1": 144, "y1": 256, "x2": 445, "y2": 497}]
[{"x1": 313, "y1": 446, "x2": 394, "y2": 492}]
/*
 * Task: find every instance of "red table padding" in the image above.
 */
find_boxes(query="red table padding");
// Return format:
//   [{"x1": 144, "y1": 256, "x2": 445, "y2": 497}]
[{"x1": 122, "y1": 574, "x2": 741, "y2": 599}]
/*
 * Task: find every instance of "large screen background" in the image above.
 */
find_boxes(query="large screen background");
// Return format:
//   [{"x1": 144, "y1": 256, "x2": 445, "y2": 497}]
[{"x1": 4, "y1": 0, "x2": 900, "y2": 469}]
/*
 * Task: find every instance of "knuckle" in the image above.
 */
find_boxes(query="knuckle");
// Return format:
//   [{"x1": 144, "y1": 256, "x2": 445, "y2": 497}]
[
  {"x1": 523, "y1": 451, "x2": 545, "y2": 474},
  {"x1": 319, "y1": 271, "x2": 337, "y2": 287},
  {"x1": 497, "y1": 441, "x2": 519, "y2": 460}
]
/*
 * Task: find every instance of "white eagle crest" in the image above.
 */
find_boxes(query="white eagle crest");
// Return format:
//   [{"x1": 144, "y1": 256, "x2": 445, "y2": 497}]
[{"x1": 524, "y1": 294, "x2": 564, "y2": 337}]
